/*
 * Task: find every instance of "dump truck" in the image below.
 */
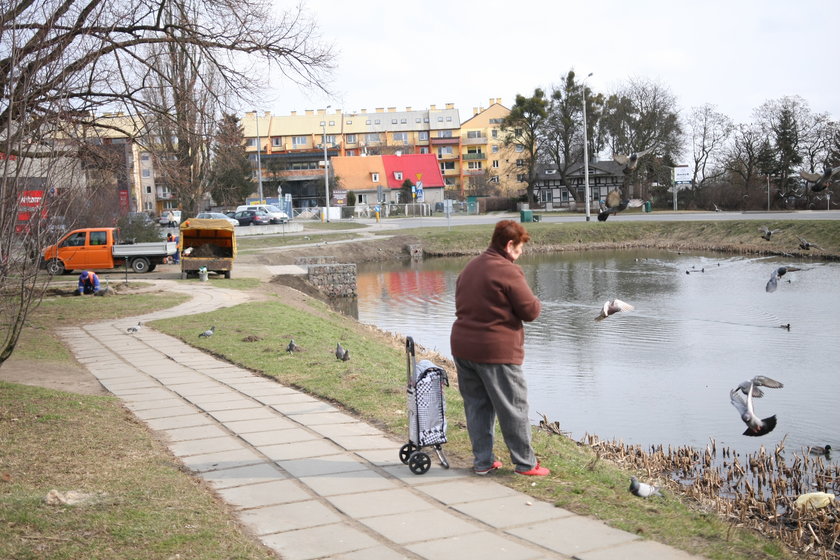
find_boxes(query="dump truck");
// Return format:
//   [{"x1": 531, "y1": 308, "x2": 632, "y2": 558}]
[
  {"x1": 42, "y1": 227, "x2": 176, "y2": 274},
  {"x1": 179, "y1": 218, "x2": 236, "y2": 279}
]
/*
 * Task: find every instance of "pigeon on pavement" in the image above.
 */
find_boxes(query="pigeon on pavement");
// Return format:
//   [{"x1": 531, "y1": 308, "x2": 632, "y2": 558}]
[
  {"x1": 765, "y1": 266, "x2": 801, "y2": 293},
  {"x1": 126, "y1": 321, "x2": 142, "y2": 334},
  {"x1": 595, "y1": 298, "x2": 634, "y2": 321},
  {"x1": 629, "y1": 476, "x2": 663, "y2": 498},
  {"x1": 730, "y1": 376, "x2": 783, "y2": 437},
  {"x1": 199, "y1": 326, "x2": 215, "y2": 338}
]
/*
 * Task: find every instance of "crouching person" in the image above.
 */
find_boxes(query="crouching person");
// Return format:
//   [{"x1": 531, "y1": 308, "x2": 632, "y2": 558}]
[{"x1": 75, "y1": 270, "x2": 100, "y2": 295}]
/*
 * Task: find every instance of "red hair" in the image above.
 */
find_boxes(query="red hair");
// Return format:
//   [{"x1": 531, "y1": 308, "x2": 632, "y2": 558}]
[{"x1": 490, "y1": 220, "x2": 530, "y2": 252}]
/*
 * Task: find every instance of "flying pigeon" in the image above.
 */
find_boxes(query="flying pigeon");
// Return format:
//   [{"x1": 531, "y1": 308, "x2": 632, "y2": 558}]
[
  {"x1": 286, "y1": 339, "x2": 301, "y2": 354},
  {"x1": 126, "y1": 321, "x2": 142, "y2": 334},
  {"x1": 597, "y1": 189, "x2": 643, "y2": 221},
  {"x1": 198, "y1": 326, "x2": 215, "y2": 338},
  {"x1": 730, "y1": 376, "x2": 783, "y2": 437},
  {"x1": 797, "y1": 236, "x2": 823, "y2": 251},
  {"x1": 629, "y1": 476, "x2": 663, "y2": 498},
  {"x1": 613, "y1": 147, "x2": 654, "y2": 174},
  {"x1": 713, "y1": 203, "x2": 722, "y2": 212},
  {"x1": 759, "y1": 226, "x2": 780, "y2": 241},
  {"x1": 800, "y1": 165, "x2": 840, "y2": 192},
  {"x1": 335, "y1": 342, "x2": 347, "y2": 360},
  {"x1": 595, "y1": 298, "x2": 634, "y2": 321},
  {"x1": 765, "y1": 266, "x2": 801, "y2": 293},
  {"x1": 735, "y1": 375, "x2": 783, "y2": 399}
]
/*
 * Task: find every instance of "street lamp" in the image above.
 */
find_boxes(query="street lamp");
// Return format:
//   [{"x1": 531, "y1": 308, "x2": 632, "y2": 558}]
[
  {"x1": 253, "y1": 111, "x2": 264, "y2": 203},
  {"x1": 581, "y1": 72, "x2": 593, "y2": 221},
  {"x1": 322, "y1": 105, "x2": 331, "y2": 222}
]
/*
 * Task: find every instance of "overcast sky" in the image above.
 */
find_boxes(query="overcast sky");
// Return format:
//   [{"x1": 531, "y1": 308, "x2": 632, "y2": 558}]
[{"x1": 262, "y1": 0, "x2": 837, "y2": 126}]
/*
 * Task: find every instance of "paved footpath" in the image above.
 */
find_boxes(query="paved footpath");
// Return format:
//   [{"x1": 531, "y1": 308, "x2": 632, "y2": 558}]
[{"x1": 59, "y1": 281, "x2": 703, "y2": 560}]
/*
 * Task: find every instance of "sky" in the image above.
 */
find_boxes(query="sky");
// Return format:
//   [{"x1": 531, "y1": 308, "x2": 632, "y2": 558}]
[{"x1": 259, "y1": 0, "x2": 838, "y2": 126}]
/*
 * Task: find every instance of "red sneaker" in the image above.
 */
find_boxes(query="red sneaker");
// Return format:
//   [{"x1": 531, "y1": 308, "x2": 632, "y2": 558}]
[
  {"x1": 516, "y1": 462, "x2": 550, "y2": 476},
  {"x1": 474, "y1": 460, "x2": 503, "y2": 476}
]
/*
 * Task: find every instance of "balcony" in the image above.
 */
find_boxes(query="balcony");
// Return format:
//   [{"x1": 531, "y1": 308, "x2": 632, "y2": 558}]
[
  {"x1": 430, "y1": 137, "x2": 460, "y2": 146},
  {"x1": 462, "y1": 153, "x2": 485, "y2": 161},
  {"x1": 461, "y1": 136, "x2": 487, "y2": 146},
  {"x1": 156, "y1": 190, "x2": 173, "y2": 200},
  {"x1": 463, "y1": 169, "x2": 484, "y2": 176}
]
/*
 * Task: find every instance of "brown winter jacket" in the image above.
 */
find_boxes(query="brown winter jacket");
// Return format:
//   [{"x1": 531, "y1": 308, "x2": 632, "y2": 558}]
[{"x1": 450, "y1": 247, "x2": 541, "y2": 365}]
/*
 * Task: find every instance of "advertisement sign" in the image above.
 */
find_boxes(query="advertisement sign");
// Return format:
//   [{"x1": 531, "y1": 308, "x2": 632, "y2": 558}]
[{"x1": 674, "y1": 166, "x2": 692, "y2": 184}]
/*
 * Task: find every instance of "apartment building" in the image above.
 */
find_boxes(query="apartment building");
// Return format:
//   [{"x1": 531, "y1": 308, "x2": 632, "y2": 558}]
[{"x1": 459, "y1": 99, "x2": 522, "y2": 197}]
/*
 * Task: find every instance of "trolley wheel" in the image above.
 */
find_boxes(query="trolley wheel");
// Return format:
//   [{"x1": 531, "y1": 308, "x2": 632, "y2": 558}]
[
  {"x1": 399, "y1": 443, "x2": 417, "y2": 465},
  {"x1": 408, "y1": 451, "x2": 431, "y2": 475}
]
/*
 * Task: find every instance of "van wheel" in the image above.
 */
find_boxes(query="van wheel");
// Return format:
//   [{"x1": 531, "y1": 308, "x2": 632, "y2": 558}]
[
  {"x1": 131, "y1": 258, "x2": 150, "y2": 273},
  {"x1": 46, "y1": 259, "x2": 65, "y2": 275}
]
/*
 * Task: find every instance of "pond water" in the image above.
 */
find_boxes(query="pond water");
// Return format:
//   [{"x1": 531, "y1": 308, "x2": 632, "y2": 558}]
[{"x1": 352, "y1": 249, "x2": 840, "y2": 460}]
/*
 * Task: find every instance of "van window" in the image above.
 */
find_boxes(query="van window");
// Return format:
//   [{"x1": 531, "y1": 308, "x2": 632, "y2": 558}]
[
  {"x1": 90, "y1": 231, "x2": 108, "y2": 246},
  {"x1": 63, "y1": 232, "x2": 86, "y2": 247}
]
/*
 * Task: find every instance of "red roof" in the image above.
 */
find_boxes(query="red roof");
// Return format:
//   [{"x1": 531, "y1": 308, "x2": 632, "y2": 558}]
[{"x1": 381, "y1": 154, "x2": 445, "y2": 189}]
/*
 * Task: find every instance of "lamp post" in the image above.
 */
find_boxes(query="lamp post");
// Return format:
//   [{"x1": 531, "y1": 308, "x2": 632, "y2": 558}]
[
  {"x1": 322, "y1": 105, "x2": 331, "y2": 222},
  {"x1": 581, "y1": 72, "x2": 593, "y2": 221},
  {"x1": 254, "y1": 111, "x2": 264, "y2": 203}
]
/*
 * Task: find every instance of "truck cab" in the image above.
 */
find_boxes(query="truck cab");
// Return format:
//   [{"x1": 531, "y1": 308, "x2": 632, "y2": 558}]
[{"x1": 43, "y1": 228, "x2": 117, "y2": 274}]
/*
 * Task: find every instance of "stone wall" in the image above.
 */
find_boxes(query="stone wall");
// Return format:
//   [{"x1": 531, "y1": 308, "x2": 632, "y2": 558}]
[
  {"x1": 295, "y1": 256, "x2": 337, "y2": 266},
  {"x1": 306, "y1": 263, "x2": 357, "y2": 298}
]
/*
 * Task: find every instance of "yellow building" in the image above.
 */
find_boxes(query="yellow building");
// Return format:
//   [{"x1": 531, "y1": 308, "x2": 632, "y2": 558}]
[{"x1": 458, "y1": 99, "x2": 523, "y2": 197}]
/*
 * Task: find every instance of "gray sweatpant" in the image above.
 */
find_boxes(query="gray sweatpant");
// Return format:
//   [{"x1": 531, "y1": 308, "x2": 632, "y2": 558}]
[{"x1": 454, "y1": 357, "x2": 537, "y2": 473}]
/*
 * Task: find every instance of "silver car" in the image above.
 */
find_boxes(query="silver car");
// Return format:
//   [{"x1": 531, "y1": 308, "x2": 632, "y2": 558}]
[{"x1": 195, "y1": 212, "x2": 239, "y2": 227}]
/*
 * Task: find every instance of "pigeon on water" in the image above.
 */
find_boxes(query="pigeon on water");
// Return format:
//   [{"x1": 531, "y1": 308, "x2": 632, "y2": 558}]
[
  {"x1": 597, "y1": 189, "x2": 643, "y2": 222},
  {"x1": 126, "y1": 321, "x2": 142, "y2": 334},
  {"x1": 613, "y1": 147, "x2": 654, "y2": 175},
  {"x1": 730, "y1": 376, "x2": 783, "y2": 437},
  {"x1": 765, "y1": 266, "x2": 801, "y2": 293},
  {"x1": 800, "y1": 165, "x2": 840, "y2": 192},
  {"x1": 199, "y1": 326, "x2": 215, "y2": 338},
  {"x1": 595, "y1": 298, "x2": 634, "y2": 321},
  {"x1": 759, "y1": 226, "x2": 781, "y2": 241},
  {"x1": 629, "y1": 476, "x2": 663, "y2": 498},
  {"x1": 286, "y1": 339, "x2": 301, "y2": 354},
  {"x1": 797, "y1": 236, "x2": 823, "y2": 251},
  {"x1": 335, "y1": 342, "x2": 347, "y2": 360}
]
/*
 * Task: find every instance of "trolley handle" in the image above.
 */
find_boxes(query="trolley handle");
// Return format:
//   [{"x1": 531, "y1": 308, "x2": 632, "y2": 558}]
[{"x1": 405, "y1": 336, "x2": 415, "y2": 356}]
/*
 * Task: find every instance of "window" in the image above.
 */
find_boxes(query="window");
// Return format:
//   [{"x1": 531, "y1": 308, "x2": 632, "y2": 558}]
[
  {"x1": 415, "y1": 118, "x2": 421, "y2": 123},
  {"x1": 516, "y1": 159, "x2": 525, "y2": 167},
  {"x1": 142, "y1": 168, "x2": 152, "y2": 178},
  {"x1": 491, "y1": 129, "x2": 499, "y2": 139},
  {"x1": 515, "y1": 144, "x2": 525, "y2": 152},
  {"x1": 540, "y1": 190, "x2": 553, "y2": 203},
  {"x1": 394, "y1": 171, "x2": 403, "y2": 180},
  {"x1": 437, "y1": 116, "x2": 443, "y2": 122},
  {"x1": 401, "y1": 118, "x2": 407, "y2": 124},
  {"x1": 489, "y1": 118, "x2": 503, "y2": 124},
  {"x1": 440, "y1": 161, "x2": 455, "y2": 171},
  {"x1": 366, "y1": 119, "x2": 371, "y2": 125},
  {"x1": 90, "y1": 231, "x2": 107, "y2": 246},
  {"x1": 418, "y1": 131, "x2": 429, "y2": 141},
  {"x1": 346, "y1": 134, "x2": 357, "y2": 144},
  {"x1": 371, "y1": 172, "x2": 379, "y2": 182},
  {"x1": 366, "y1": 133, "x2": 380, "y2": 143},
  {"x1": 492, "y1": 160, "x2": 500, "y2": 168},
  {"x1": 292, "y1": 136, "x2": 307, "y2": 146},
  {"x1": 492, "y1": 144, "x2": 500, "y2": 153},
  {"x1": 438, "y1": 130, "x2": 452, "y2": 138},
  {"x1": 329, "y1": 121, "x2": 335, "y2": 126},
  {"x1": 419, "y1": 147, "x2": 429, "y2": 154},
  {"x1": 346, "y1": 120, "x2": 353, "y2": 125},
  {"x1": 321, "y1": 134, "x2": 336, "y2": 144},
  {"x1": 517, "y1": 174, "x2": 527, "y2": 182},
  {"x1": 424, "y1": 117, "x2": 429, "y2": 123},
  {"x1": 247, "y1": 138, "x2": 257, "y2": 147},
  {"x1": 358, "y1": 193, "x2": 368, "y2": 204},
  {"x1": 272, "y1": 138, "x2": 282, "y2": 147},
  {"x1": 375, "y1": 119, "x2": 381, "y2": 124},
  {"x1": 392, "y1": 119, "x2": 398, "y2": 124},
  {"x1": 467, "y1": 130, "x2": 483, "y2": 139},
  {"x1": 393, "y1": 132, "x2": 408, "y2": 143},
  {"x1": 145, "y1": 185, "x2": 152, "y2": 194},
  {"x1": 437, "y1": 146, "x2": 453, "y2": 157},
  {"x1": 446, "y1": 116, "x2": 452, "y2": 122},
  {"x1": 141, "y1": 153, "x2": 150, "y2": 161},
  {"x1": 467, "y1": 147, "x2": 483, "y2": 155},
  {"x1": 490, "y1": 175, "x2": 500, "y2": 183},
  {"x1": 468, "y1": 161, "x2": 482, "y2": 170}
]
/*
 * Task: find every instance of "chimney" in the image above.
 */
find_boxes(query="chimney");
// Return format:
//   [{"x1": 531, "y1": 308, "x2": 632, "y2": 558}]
[
  {"x1": 445, "y1": 103, "x2": 454, "y2": 109},
  {"x1": 305, "y1": 110, "x2": 314, "y2": 115},
  {"x1": 290, "y1": 111, "x2": 297, "y2": 116},
  {"x1": 388, "y1": 107, "x2": 396, "y2": 112},
  {"x1": 375, "y1": 107, "x2": 384, "y2": 113},
  {"x1": 430, "y1": 104, "x2": 437, "y2": 111},
  {"x1": 360, "y1": 108, "x2": 367, "y2": 114},
  {"x1": 405, "y1": 107, "x2": 412, "y2": 112},
  {"x1": 473, "y1": 107, "x2": 479, "y2": 115}
]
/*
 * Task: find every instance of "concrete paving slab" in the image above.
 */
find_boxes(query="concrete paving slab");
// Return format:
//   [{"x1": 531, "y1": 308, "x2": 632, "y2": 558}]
[
  {"x1": 574, "y1": 538, "x2": 705, "y2": 559},
  {"x1": 309, "y1": 422, "x2": 384, "y2": 439},
  {"x1": 358, "y1": 509, "x2": 479, "y2": 545},
  {"x1": 194, "y1": 398, "x2": 258, "y2": 412},
  {"x1": 162, "y1": 424, "x2": 229, "y2": 442},
  {"x1": 322, "y1": 434, "x2": 398, "y2": 451},
  {"x1": 286, "y1": 411, "x2": 359, "y2": 425},
  {"x1": 239, "y1": 427, "x2": 319, "y2": 447},
  {"x1": 452, "y1": 494, "x2": 574, "y2": 528},
  {"x1": 132, "y1": 404, "x2": 202, "y2": 420},
  {"x1": 168, "y1": 435, "x2": 245, "y2": 457},
  {"x1": 208, "y1": 406, "x2": 277, "y2": 422},
  {"x1": 199, "y1": 462, "x2": 286, "y2": 490},
  {"x1": 506, "y1": 516, "x2": 639, "y2": 557},
  {"x1": 380, "y1": 463, "x2": 470, "y2": 485},
  {"x1": 124, "y1": 398, "x2": 185, "y2": 412},
  {"x1": 278, "y1": 454, "x2": 369, "y2": 478},
  {"x1": 145, "y1": 413, "x2": 215, "y2": 431},
  {"x1": 179, "y1": 447, "x2": 265, "y2": 473},
  {"x1": 259, "y1": 439, "x2": 344, "y2": 462},
  {"x1": 217, "y1": 478, "x2": 312, "y2": 508},
  {"x1": 329, "y1": 545, "x2": 412, "y2": 560},
  {"x1": 407, "y1": 531, "x2": 547, "y2": 560},
  {"x1": 238, "y1": 499, "x2": 341, "y2": 535},
  {"x1": 223, "y1": 416, "x2": 298, "y2": 433},
  {"x1": 326, "y1": 488, "x2": 437, "y2": 518},
  {"x1": 415, "y1": 479, "x2": 520, "y2": 505},
  {"x1": 271, "y1": 401, "x2": 338, "y2": 415},
  {"x1": 259, "y1": 523, "x2": 381, "y2": 560},
  {"x1": 299, "y1": 469, "x2": 400, "y2": 497}
]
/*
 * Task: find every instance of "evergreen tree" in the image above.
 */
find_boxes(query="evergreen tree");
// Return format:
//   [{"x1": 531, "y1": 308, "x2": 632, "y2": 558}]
[
  {"x1": 208, "y1": 114, "x2": 254, "y2": 206},
  {"x1": 501, "y1": 89, "x2": 549, "y2": 206}
]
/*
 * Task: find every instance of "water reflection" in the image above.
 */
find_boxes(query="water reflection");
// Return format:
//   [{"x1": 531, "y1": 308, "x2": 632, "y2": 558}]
[{"x1": 352, "y1": 250, "x2": 840, "y2": 459}]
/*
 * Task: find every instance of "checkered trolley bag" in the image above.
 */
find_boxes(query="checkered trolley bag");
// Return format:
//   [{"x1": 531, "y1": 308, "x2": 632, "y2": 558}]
[{"x1": 399, "y1": 336, "x2": 450, "y2": 474}]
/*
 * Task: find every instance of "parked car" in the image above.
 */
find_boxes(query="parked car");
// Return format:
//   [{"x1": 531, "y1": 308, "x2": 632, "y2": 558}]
[
  {"x1": 235, "y1": 204, "x2": 289, "y2": 224},
  {"x1": 159, "y1": 210, "x2": 182, "y2": 227},
  {"x1": 232, "y1": 209, "x2": 271, "y2": 226},
  {"x1": 195, "y1": 212, "x2": 239, "y2": 228}
]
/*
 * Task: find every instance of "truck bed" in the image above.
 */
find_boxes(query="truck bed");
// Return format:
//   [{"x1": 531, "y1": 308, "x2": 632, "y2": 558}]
[{"x1": 112, "y1": 241, "x2": 176, "y2": 257}]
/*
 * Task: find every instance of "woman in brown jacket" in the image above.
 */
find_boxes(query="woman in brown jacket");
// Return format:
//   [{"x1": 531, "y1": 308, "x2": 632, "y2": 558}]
[{"x1": 450, "y1": 220, "x2": 549, "y2": 476}]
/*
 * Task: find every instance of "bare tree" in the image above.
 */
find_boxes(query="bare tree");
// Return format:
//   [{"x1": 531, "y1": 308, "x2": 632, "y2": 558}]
[
  {"x1": 723, "y1": 124, "x2": 769, "y2": 209},
  {"x1": 0, "y1": 0, "x2": 334, "y2": 367},
  {"x1": 500, "y1": 89, "x2": 549, "y2": 206},
  {"x1": 687, "y1": 104, "x2": 733, "y2": 189}
]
